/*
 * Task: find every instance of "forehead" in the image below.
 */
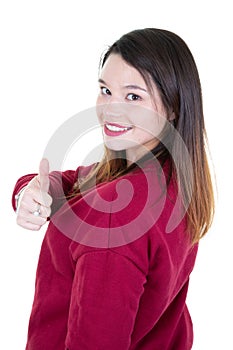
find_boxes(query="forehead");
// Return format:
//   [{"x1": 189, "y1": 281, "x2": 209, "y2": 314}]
[{"x1": 100, "y1": 54, "x2": 146, "y2": 86}]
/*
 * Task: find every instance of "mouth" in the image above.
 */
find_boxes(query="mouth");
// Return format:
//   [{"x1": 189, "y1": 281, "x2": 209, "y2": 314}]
[{"x1": 104, "y1": 122, "x2": 133, "y2": 137}]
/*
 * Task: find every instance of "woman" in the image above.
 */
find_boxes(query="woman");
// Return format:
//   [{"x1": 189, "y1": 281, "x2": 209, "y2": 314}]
[{"x1": 12, "y1": 28, "x2": 214, "y2": 349}]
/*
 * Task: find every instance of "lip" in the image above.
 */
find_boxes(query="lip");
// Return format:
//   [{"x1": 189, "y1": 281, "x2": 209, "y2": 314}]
[
  {"x1": 104, "y1": 122, "x2": 133, "y2": 137},
  {"x1": 105, "y1": 122, "x2": 132, "y2": 129}
]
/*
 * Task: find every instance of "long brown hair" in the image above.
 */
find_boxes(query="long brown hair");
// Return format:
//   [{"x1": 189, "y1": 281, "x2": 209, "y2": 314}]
[{"x1": 72, "y1": 28, "x2": 214, "y2": 244}]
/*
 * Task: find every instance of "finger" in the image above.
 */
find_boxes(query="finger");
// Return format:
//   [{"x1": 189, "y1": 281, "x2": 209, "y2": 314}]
[
  {"x1": 20, "y1": 193, "x2": 52, "y2": 215},
  {"x1": 28, "y1": 203, "x2": 51, "y2": 219},
  {"x1": 29, "y1": 191, "x2": 52, "y2": 209},
  {"x1": 29, "y1": 203, "x2": 51, "y2": 219},
  {"x1": 17, "y1": 220, "x2": 43, "y2": 231},
  {"x1": 16, "y1": 218, "x2": 46, "y2": 231},
  {"x1": 17, "y1": 208, "x2": 47, "y2": 225},
  {"x1": 28, "y1": 213, "x2": 47, "y2": 225},
  {"x1": 38, "y1": 158, "x2": 50, "y2": 193}
]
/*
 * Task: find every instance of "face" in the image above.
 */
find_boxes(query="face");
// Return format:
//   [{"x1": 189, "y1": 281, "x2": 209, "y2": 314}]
[{"x1": 96, "y1": 54, "x2": 168, "y2": 165}]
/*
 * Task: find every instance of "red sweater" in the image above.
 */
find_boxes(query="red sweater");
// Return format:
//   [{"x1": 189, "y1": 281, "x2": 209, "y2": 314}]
[{"x1": 12, "y1": 159, "x2": 198, "y2": 350}]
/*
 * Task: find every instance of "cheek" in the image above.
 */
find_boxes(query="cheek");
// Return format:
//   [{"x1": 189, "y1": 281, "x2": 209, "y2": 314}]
[
  {"x1": 132, "y1": 128, "x2": 154, "y2": 144},
  {"x1": 133, "y1": 109, "x2": 167, "y2": 139},
  {"x1": 96, "y1": 98, "x2": 104, "y2": 123},
  {"x1": 96, "y1": 94, "x2": 102, "y2": 105}
]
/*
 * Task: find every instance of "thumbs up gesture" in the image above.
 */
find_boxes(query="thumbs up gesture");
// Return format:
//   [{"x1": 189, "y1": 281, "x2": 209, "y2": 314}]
[{"x1": 16, "y1": 159, "x2": 53, "y2": 231}]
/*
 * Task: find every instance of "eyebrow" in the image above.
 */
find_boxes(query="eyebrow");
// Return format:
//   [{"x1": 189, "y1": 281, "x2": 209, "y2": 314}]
[{"x1": 98, "y1": 78, "x2": 148, "y2": 93}]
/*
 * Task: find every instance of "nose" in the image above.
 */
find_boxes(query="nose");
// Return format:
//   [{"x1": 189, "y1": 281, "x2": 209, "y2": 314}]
[{"x1": 102, "y1": 100, "x2": 128, "y2": 120}]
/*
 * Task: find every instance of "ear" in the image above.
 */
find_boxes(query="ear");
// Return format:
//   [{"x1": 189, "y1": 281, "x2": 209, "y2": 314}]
[{"x1": 168, "y1": 111, "x2": 176, "y2": 121}]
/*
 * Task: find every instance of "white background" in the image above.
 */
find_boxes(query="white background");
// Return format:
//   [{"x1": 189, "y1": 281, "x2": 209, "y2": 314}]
[{"x1": 0, "y1": 0, "x2": 232, "y2": 348}]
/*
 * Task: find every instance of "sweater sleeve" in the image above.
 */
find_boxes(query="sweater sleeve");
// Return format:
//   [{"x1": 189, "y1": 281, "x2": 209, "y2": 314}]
[
  {"x1": 12, "y1": 173, "x2": 37, "y2": 211},
  {"x1": 65, "y1": 250, "x2": 147, "y2": 350}
]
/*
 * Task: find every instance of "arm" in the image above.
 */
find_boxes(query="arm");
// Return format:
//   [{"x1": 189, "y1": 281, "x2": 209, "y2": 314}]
[
  {"x1": 12, "y1": 159, "x2": 77, "y2": 230},
  {"x1": 12, "y1": 170, "x2": 77, "y2": 212},
  {"x1": 12, "y1": 163, "x2": 96, "y2": 213},
  {"x1": 12, "y1": 160, "x2": 97, "y2": 230},
  {"x1": 65, "y1": 250, "x2": 146, "y2": 349}
]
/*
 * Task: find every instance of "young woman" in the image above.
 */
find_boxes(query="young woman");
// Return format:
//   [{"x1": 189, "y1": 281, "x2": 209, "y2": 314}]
[{"x1": 12, "y1": 28, "x2": 214, "y2": 350}]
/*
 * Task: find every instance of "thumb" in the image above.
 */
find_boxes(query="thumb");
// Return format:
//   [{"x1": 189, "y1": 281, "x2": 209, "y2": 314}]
[{"x1": 38, "y1": 158, "x2": 50, "y2": 193}]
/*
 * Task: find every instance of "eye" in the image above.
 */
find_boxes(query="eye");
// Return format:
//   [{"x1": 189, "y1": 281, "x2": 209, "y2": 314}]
[
  {"x1": 126, "y1": 93, "x2": 141, "y2": 101},
  {"x1": 100, "y1": 87, "x2": 111, "y2": 95}
]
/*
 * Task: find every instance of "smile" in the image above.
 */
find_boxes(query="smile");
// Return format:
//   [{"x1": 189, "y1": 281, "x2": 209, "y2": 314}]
[{"x1": 104, "y1": 122, "x2": 132, "y2": 136}]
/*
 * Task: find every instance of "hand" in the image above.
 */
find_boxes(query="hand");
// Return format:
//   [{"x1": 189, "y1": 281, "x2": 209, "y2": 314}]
[{"x1": 16, "y1": 159, "x2": 53, "y2": 231}]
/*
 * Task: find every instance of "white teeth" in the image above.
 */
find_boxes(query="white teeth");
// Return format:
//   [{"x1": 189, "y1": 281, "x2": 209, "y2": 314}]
[{"x1": 106, "y1": 124, "x2": 131, "y2": 132}]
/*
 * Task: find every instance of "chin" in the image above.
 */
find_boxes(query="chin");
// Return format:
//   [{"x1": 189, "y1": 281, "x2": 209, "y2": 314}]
[
  {"x1": 104, "y1": 138, "x2": 136, "y2": 152},
  {"x1": 104, "y1": 143, "x2": 125, "y2": 152}
]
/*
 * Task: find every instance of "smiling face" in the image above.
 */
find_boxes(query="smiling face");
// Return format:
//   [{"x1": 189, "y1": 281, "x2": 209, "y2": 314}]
[{"x1": 96, "y1": 54, "x2": 169, "y2": 165}]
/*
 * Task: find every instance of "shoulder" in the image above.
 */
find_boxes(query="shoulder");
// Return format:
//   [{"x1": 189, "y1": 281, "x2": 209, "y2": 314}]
[
  {"x1": 56, "y1": 157, "x2": 189, "y2": 251},
  {"x1": 68, "y1": 159, "x2": 175, "y2": 248}
]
